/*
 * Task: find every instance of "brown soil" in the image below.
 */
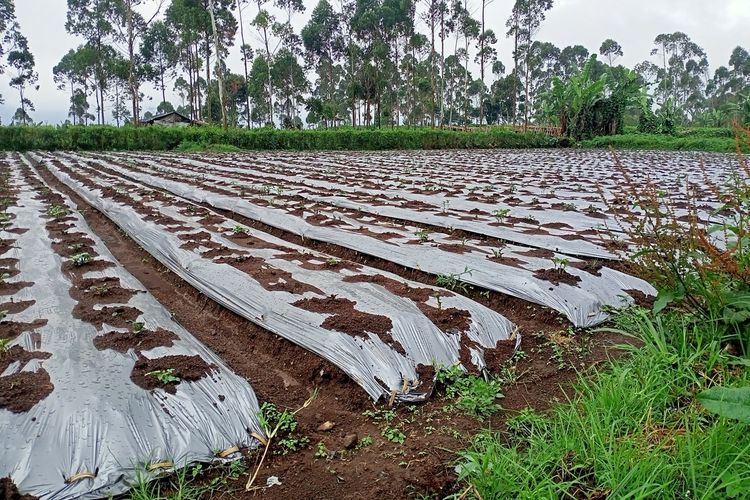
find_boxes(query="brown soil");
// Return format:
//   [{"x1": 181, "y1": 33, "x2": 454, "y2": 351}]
[
  {"x1": 533, "y1": 268, "x2": 582, "y2": 287},
  {"x1": 292, "y1": 296, "x2": 403, "y2": 353},
  {"x1": 488, "y1": 255, "x2": 528, "y2": 269},
  {"x1": 0, "y1": 370, "x2": 54, "y2": 413},
  {"x1": 73, "y1": 304, "x2": 141, "y2": 329},
  {"x1": 228, "y1": 256, "x2": 323, "y2": 295},
  {"x1": 417, "y1": 304, "x2": 471, "y2": 334},
  {"x1": 342, "y1": 274, "x2": 442, "y2": 303},
  {"x1": 518, "y1": 248, "x2": 556, "y2": 259},
  {"x1": 130, "y1": 354, "x2": 215, "y2": 394},
  {"x1": 0, "y1": 319, "x2": 48, "y2": 342},
  {"x1": 0, "y1": 346, "x2": 51, "y2": 375},
  {"x1": 571, "y1": 260, "x2": 604, "y2": 277},
  {"x1": 0, "y1": 477, "x2": 38, "y2": 500},
  {"x1": 93, "y1": 328, "x2": 178, "y2": 353},
  {"x1": 0, "y1": 300, "x2": 35, "y2": 315}
]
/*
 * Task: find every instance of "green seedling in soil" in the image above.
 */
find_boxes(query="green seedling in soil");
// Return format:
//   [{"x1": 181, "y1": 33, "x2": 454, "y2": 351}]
[
  {"x1": 562, "y1": 202, "x2": 577, "y2": 211},
  {"x1": 67, "y1": 243, "x2": 83, "y2": 252},
  {"x1": 356, "y1": 435, "x2": 373, "y2": 449},
  {"x1": 0, "y1": 273, "x2": 9, "y2": 285},
  {"x1": 71, "y1": 252, "x2": 93, "y2": 267},
  {"x1": 130, "y1": 321, "x2": 146, "y2": 334},
  {"x1": 492, "y1": 208, "x2": 511, "y2": 222},
  {"x1": 326, "y1": 257, "x2": 340, "y2": 266},
  {"x1": 47, "y1": 205, "x2": 68, "y2": 218},
  {"x1": 0, "y1": 212, "x2": 10, "y2": 225},
  {"x1": 314, "y1": 442, "x2": 329, "y2": 459},
  {"x1": 585, "y1": 204, "x2": 601, "y2": 214},
  {"x1": 415, "y1": 229, "x2": 430, "y2": 243},
  {"x1": 491, "y1": 247, "x2": 505, "y2": 259},
  {"x1": 531, "y1": 197, "x2": 540, "y2": 205},
  {"x1": 436, "y1": 267, "x2": 473, "y2": 294},
  {"x1": 551, "y1": 257, "x2": 570, "y2": 273},
  {"x1": 382, "y1": 426, "x2": 406, "y2": 444},
  {"x1": 436, "y1": 364, "x2": 503, "y2": 419},
  {"x1": 0, "y1": 338, "x2": 10, "y2": 352},
  {"x1": 147, "y1": 368, "x2": 180, "y2": 384},
  {"x1": 257, "y1": 401, "x2": 310, "y2": 456},
  {"x1": 480, "y1": 290, "x2": 491, "y2": 299},
  {"x1": 89, "y1": 284, "x2": 111, "y2": 296},
  {"x1": 232, "y1": 224, "x2": 248, "y2": 234}
]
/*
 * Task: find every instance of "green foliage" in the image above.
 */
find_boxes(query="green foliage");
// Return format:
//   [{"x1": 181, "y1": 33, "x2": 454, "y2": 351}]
[
  {"x1": 698, "y1": 386, "x2": 750, "y2": 423},
  {"x1": 0, "y1": 125, "x2": 557, "y2": 152},
  {"x1": 455, "y1": 309, "x2": 750, "y2": 498},
  {"x1": 174, "y1": 140, "x2": 243, "y2": 153},
  {"x1": 436, "y1": 267, "x2": 474, "y2": 294},
  {"x1": 381, "y1": 426, "x2": 406, "y2": 444},
  {"x1": 146, "y1": 368, "x2": 180, "y2": 384},
  {"x1": 47, "y1": 205, "x2": 67, "y2": 218},
  {"x1": 70, "y1": 252, "x2": 92, "y2": 267},
  {"x1": 0, "y1": 337, "x2": 10, "y2": 352},
  {"x1": 257, "y1": 402, "x2": 309, "y2": 455},
  {"x1": 414, "y1": 229, "x2": 430, "y2": 243},
  {"x1": 580, "y1": 133, "x2": 748, "y2": 153},
  {"x1": 436, "y1": 364, "x2": 503, "y2": 419}
]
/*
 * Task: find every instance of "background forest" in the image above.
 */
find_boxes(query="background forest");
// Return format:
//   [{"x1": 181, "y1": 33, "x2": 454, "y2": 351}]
[{"x1": 0, "y1": 0, "x2": 747, "y2": 138}]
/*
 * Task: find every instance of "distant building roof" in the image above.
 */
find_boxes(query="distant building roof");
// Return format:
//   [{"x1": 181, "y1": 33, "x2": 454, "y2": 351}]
[{"x1": 143, "y1": 111, "x2": 200, "y2": 126}]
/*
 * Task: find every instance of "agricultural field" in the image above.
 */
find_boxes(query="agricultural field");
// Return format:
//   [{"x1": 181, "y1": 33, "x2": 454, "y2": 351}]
[{"x1": 0, "y1": 148, "x2": 741, "y2": 498}]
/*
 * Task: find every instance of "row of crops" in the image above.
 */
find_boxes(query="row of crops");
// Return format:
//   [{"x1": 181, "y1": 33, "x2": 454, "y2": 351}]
[{"x1": 2, "y1": 148, "x2": 734, "y2": 497}]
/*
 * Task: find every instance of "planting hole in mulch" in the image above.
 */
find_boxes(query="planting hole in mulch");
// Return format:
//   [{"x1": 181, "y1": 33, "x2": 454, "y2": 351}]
[
  {"x1": 0, "y1": 370, "x2": 54, "y2": 413},
  {"x1": 533, "y1": 268, "x2": 582, "y2": 287},
  {"x1": 93, "y1": 328, "x2": 178, "y2": 353},
  {"x1": 130, "y1": 354, "x2": 216, "y2": 394}
]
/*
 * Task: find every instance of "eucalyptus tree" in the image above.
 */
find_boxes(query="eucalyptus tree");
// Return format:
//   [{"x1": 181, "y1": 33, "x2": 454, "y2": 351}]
[
  {"x1": 140, "y1": 20, "x2": 177, "y2": 109},
  {"x1": 6, "y1": 25, "x2": 37, "y2": 125},
  {"x1": 506, "y1": 0, "x2": 553, "y2": 126},
  {"x1": 251, "y1": 0, "x2": 276, "y2": 125},
  {"x1": 235, "y1": 0, "x2": 253, "y2": 126},
  {"x1": 599, "y1": 38, "x2": 622, "y2": 66},
  {"x1": 650, "y1": 32, "x2": 708, "y2": 116},
  {"x1": 302, "y1": 0, "x2": 343, "y2": 127},
  {"x1": 475, "y1": 0, "x2": 496, "y2": 125},
  {"x1": 65, "y1": 0, "x2": 119, "y2": 124},
  {"x1": 558, "y1": 45, "x2": 589, "y2": 79}
]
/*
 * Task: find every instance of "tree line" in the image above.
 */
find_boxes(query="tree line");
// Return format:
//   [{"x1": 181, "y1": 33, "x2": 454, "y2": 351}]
[{"x1": 1, "y1": 0, "x2": 749, "y2": 133}]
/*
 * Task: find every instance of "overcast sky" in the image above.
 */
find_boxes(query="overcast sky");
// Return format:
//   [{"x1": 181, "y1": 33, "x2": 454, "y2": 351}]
[{"x1": 2, "y1": 0, "x2": 748, "y2": 124}]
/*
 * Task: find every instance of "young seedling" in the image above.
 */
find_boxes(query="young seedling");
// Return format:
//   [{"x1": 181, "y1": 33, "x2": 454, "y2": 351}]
[
  {"x1": 89, "y1": 284, "x2": 111, "y2": 296},
  {"x1": 0, "y1": 273, "x2": 9, "y2": 285},
  {"x1": 492, "y1": 208, "x2": 511, "y2": 223},
  {"x1": 356, "y1": 435, "x2": 373, "y2": 449},
  {"x1": 232, "y1": 224, "x2": 248, "y2": 234},
  {"x1": 433, "y1": 292, "x2": 443, "y2": 311},
  {"x1": 47, "y1": 205, "x2": 67, "y2": 218},
  {"x1": 314, "y1": 442, "x2": 329, "y2": 459},
  {"x1": 414, "y1": 229, "x2": 430, "y2": 243},
  {"x1": 435, "y1": 267, "x2": 474, "y2": 294},
  {"x1": 562, "y1": 202, "x2": 577, "y2": 211},
  {"x1": 71, "y1": 252, "x2": 93, "y2": 267},
  {"x1": 130, "y1": 321, "x2": 146, "y2": 334},
  {"x1": 146, "y1": 368, "x2": 180, "y2": 384},
  {"x1": 326, "y1": 257, "x2": 340, "y2": 266},
  {"x1": 0, "y1": 337, "x2": 10, "y2": 353},
  {"x1": 491, "y1": 247, "x2": 505, "y2": 259},
  {"x1": 382, "y1": 426, "x2": 406, "y2": 444},
  {"x1": 551, "y1": 257, "x2": 570, "y2": 273},
  {"x1": 585, "y1": 204, "x2": 601, "y2": 215},
  {"x1": 0, "y1": 213, "x2": 10, "y2": 226}
]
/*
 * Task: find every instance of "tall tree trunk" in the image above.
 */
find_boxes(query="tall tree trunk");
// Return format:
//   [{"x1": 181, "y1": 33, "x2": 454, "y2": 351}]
[
  {"x1": 127, "y1": 0, "x2": 139, "y2": 125},
  {"x1": 236, "y1": 0, "x2": 252, "y2": 127},
  {"x1": 512, "y1": 26, "x2": 518, "y2": 125},
  {"x1": 479, "y1": 0, "x2": 485, "y2": 125},
  {"x1": 205, "y1": 35, "x2": 212, "y2": 122},
  {"x1": 439, "y1": 7, "x2": 445, "y2": 127},
  {"x1": 208, "y1": 0, "x2": 228, "y2": 130}
]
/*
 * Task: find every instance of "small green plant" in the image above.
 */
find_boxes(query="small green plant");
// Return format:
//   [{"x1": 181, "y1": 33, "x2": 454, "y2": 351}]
[
  {"x1": 71, "y1": 252, "x2": 93, "y2": 267},
  {"x1": 0, "y1": 273, "x2": 9, "y2": 284},
  {"x1": 436, "y1": 267, "x2": 474, "y2": 294},
  {"x1": 89, "y1": 284, "x2": 110, "y2": 296},
  {"x1": 0, "y1": 212, "x2": 10, "y2": 225},
  {"x1": 551, "y1": 257, "x2": 570, "y2": 273},
  {"x1": 562, "y1": 202, "x2": 577, "y2": 211},
  {"x1": 326, "y1": 256, "x2": 340, "y2": 266},
  {"x1": 0, "y1": 337, "x2": 10, "y2": 352},
  {"x1": 436, "y1": 364, "x2": 503, "y2": 419},
  {"x1": 67, "y1": 243, "x2": 83, "y2": 252},
  {"x1": 415, "y1": 229, "x2": 430, "y2": 243},
  {"x1": 492, "y1": 208, "x2": 511, "y2": 222},
  {"x1": 47, "y1": 205, "x2": 67, "y2": 218},
  {"x1": 491, "y1": 247, "x2": 505, "y2": 259},
  {"x1": 585, "y1": 204, "x2": 601, "y2": 215},
  {"x1": 356, "y1": 435, "x2": 373, "y2": 449},
  {"x1": 232, "y1": 224, "x2": 248, "y2": 234},
  {"x1": 433, "y1": 292, "x2": 443, "y2": 310},
  {"x1": 314, "y1": 442, "x2": 329, "y2": 459},
  {"x1": 258, "y1": 402, "x2": 309, "y2": 455},
  {"x1": 130, "y1": 321, "x2": 146, "y2": 334},
  {"x1": 382, "y1": 426, "x2": 406, "y2": 444},
  {"x1": 146, "y1": 368, "x2": 180, "y2": 384}
]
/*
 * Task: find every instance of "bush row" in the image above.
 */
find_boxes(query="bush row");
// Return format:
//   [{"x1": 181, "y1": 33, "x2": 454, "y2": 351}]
[
  {"x1": 0, "y1": 125, "x2": 559, "y2": 151},
  {"x1": 579, "y1": 133, "x2": 747, "y2": 153}
]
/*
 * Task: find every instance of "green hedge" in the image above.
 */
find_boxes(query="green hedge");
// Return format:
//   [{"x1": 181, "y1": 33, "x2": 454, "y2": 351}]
[
  {"x1": 0, "y1": 125, "x2": 558, "y2": 151},
  {"x1": 579, "y1": 133, "x2": 747, "y2": 153}
]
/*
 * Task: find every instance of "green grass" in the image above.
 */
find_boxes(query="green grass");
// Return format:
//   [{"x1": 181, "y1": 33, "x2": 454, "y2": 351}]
[
  {"x1": 173, "y1": 140, "x2": 243, "y2": 153},
  {"x1": 579, "y1": 133, "x2": 747, "y2": 153},
  {"x1": 455, "y1": 308, "x2": 750, "y2": 499},
  {"x1": 0, "y1": 125, "x2": 557, "y2": 151}
]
